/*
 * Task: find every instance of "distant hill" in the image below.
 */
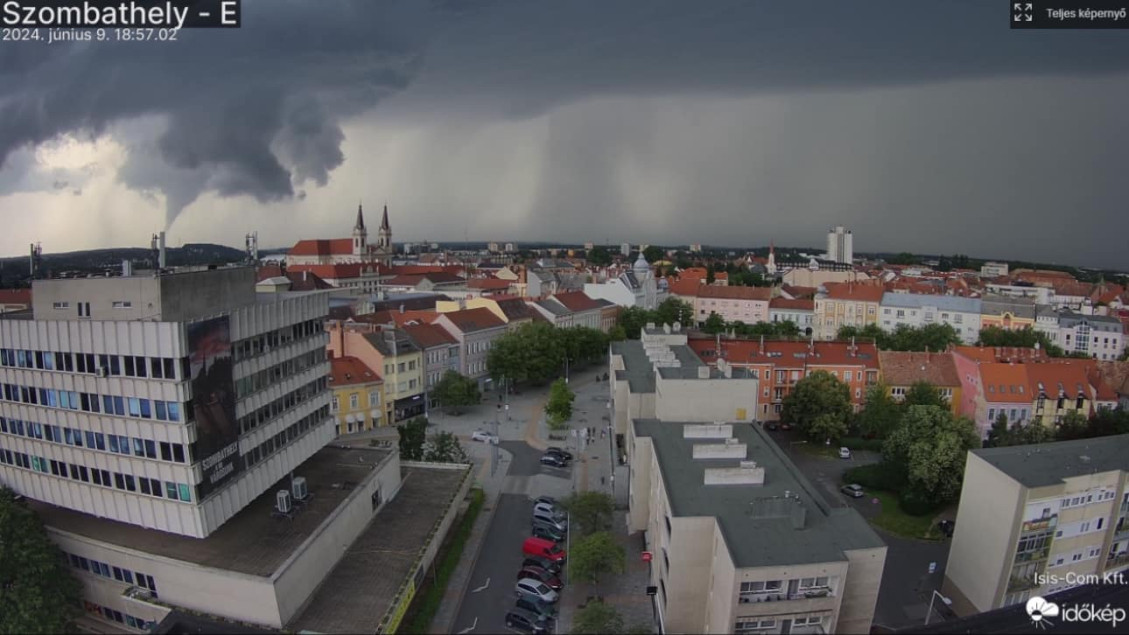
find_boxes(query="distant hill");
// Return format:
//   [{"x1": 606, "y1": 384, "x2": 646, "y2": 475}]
[{"x1": 0, "y1": 243, "x2": 247, "y2": 288}]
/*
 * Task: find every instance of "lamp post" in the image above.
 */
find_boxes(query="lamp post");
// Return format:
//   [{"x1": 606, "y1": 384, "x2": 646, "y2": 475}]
[{"x1": 925, "y1": 590, "x2": 952, "y2": 625}]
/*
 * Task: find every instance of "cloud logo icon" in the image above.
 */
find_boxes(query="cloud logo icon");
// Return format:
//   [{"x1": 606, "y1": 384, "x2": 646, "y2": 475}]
[{"x1": 1026, "y1": 596, "x2": 1059, "y2": 628}]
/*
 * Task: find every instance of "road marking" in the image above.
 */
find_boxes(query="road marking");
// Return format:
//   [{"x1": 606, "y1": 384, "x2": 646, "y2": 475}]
[
  {"x1": 458, "y1": 617, "x2": 477, "y2": 633},
  {"x1": 471, "y1": 578, "x2": 490, "y2": 593}
]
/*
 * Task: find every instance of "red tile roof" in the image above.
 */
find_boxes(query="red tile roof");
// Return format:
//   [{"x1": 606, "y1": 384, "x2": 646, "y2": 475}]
[
  {"x1": 437, "y1": 307, "x2": 506, "y2": 332},
  {"x1": 286, "y1": 271, "x2": 334, "y2": 291},
  {"x1": 1025, "y1": 362, "x2": 1091, "y2": 398},
  {"x1": 978, "y1": 363, "x2": 1032, "y2": 404},
  {"x1": 781, "y1": 285, "x2": 818, "y2": 299},
  {"x1": 667, "y1": 279, "x2": 703, "y2": 297},
  {"x1": 289, "y1": 238, "x2": 354, "y2": 257},
  {"x1": 467, "y1": 278, "x2": 512, "y2": 290},
  {"x1": 769, "y1": 297, "x2": 814, "y2": 311},
  {"x1": 256, "y1": 264, "x2": 284, "y2": 281},
  {"x1": 328, "y1": 356, "x2": 381, "y2": 385},
  {"x1": 402, "y1": 323, "x2": 458, "y2": 349},
  {"x1": 287, "y1": 263, "x2": 383, "y2": 280},
  {"x1": 822, "y1": 282, "x2": 885, "y2": 303},
  {"x1": 953, "y1": 346, "x2": 1048, "y2": 364},
  {"x1": 688, "y1": 338, "x2": 880, "y2": 369},
  {"x1": 0, "y1": 289, "x2": 32, "y2": 305},
  {"x1": 878, "y1": 351, "x2": 961, "y2": 388},
  {"x1": 551, "y1": 291, "x2": 602, "y2": 312},
  {"x1": 697, "y1": 286, "x2": 771, "y2": 301}
]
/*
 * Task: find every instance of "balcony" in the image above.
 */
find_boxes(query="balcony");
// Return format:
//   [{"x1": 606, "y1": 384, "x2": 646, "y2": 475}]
[
  {"x1": 737, "y1": 590, "x2": 837, "y2": 615},
  {"x1": 1106, "y1": 552, "x2": 1129, "y2": 570},
  {"x1": 1013, "y1": 547, "x2": 1051, "y2": 564},
  {"x1": 1007, "y1": 575, "x2": 1038, "y2": 592}
]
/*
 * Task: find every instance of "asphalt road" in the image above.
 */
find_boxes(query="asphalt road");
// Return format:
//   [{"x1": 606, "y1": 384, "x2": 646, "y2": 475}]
[{"x1": 454, "y1": 443, "x2": 573, "y2": 634}]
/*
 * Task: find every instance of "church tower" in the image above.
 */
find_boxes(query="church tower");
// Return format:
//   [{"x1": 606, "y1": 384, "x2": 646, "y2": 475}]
[
  {"x1": 352, "y1": 204, "x2": 367, "y2": 257},
  {"x1": 378, "y1": 205, "x2": 392, "y2": 249}
]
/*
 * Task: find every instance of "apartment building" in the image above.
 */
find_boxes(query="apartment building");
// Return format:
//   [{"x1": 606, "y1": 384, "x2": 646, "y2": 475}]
[
  {"x1": 431, "y1": 308, "x2": 507, "y2": 389},
  {"x1": 943, "y1": 435, "x2": 1129, "y2": 615},
  {"x1": 437, "y1": 296, "x2": 534, "y2": 332},
  {"x1": 814, "y1": 283, "x2": 883, "y2": 340},
  {"x1": 975, "y1": 362, "x2": 1033, "y2": 438},
  {"x1": 628, "y1": 420, "x2": 885, "y2": 634},
  {"x1": 401, "y1": 322, "x2": 460, "y2": 410},
  {"x1": 980, "y1": 296, "x2": 1037, "y2": 331},
  {"x1": 328, "y1": 356, "x2": 383, "y2": 434},
  {"x1": 546, "y1": 291, "x2": 606, "y2": 331},
  {"x1": 878, "y1": 293, "x2": 982, "y2": 344},
  {"x1": 326, "y1": 322, "x2": 425, "y2": 423},
  {"x1": 1055, "y1": 311, "x2": 1125, "y2": 361},
  {"x1": 877, "y1": 351, "x2": 962, "y2": 415},
  {"x1": 1026, "y1": 362, "x2": 1091, "y2": 428},
  {"x1": 768, "y1": 298, "x2": 815, "y2": 336},
  {"x1": 687, "y1": 338, "x2": 880, "y2": 421}
]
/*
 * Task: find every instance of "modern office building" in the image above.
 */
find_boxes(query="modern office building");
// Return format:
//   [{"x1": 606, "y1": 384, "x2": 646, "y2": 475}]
[
  {"x1": 628, "y1": 421, "x2": 886, "y2": 634},
  {"x1": 826, "y1": 226, "x2": 853, "y2": 265},
  {"x1": 0, "y1": 267, "x2": 472, "y2": 633},
  {"x1": 942, "y1": 435, "x2": 1129, "y2": 616}
]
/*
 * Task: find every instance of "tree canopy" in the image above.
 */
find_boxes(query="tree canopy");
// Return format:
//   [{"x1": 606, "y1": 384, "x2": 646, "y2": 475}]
[
  {"x1": 569, "y1": 531, "x2": 626, "y2": 587},
  {"x1": 856, "y1": 383, "x2": 902, "y2": 439},
  {"x1": 977, "y1": 326, "x2": 1065, "y2": 357},
  {"x1": 0, "y1": 487, "x2": 82, "y2": 634},
  {"x1": 837, "y1": 323, "x2": 960, "y2": 352},
  {"x1": 487, "y1": 322, "x2": 609, "y2": 385},
  {"x1": 702, "y1": 312, "x2": 726, "y2": 335},
  {"x1": 396, "y1": 416, "x2": 428, "y2": 461},
  {"x1": 780, "y1": 370, "x2": 853, "y2": 442},
  {"x1": 642, "y1": 246, "x2": 665, "y2": 263},
  {"x1": 431, "y1": 370, "x2": 481, "y2": 415},
  {"x1": 422, "y1": 430, "x2": 470, "y2": 464},
  {"x1": 882, "y1": 406, "x2": 980, "y2": 503},
  {"x1": 560, "y1": 491, "x2": 614, "y2": 537},
  {"x1": 903, "y1": 381, "x2": 948, "y2": 409},
  {"x1": 571, "y1": 602, "x2": 626, "y2": 635},
  {"x1": 586, "y1": 246, "x2": 612, "y2": 267},
  {"x1": 545, "y1": 378, "x2": 575, "y2": 430},
  {"x1": 614, "y1": 298, "x2": 695, "y2": 339}
]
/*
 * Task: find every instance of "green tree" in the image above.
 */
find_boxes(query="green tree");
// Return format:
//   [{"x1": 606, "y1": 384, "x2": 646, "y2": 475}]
[
  {"x1": 653, "y1": 297, "x2": 694, "y2": 327},
  {"x1": 857, "y1": 383, "x2": 902, "y2": 439},
  {"x1": 431, "y1": 370, "x2": 481, "y2": 415},
  {"x1": 705, "y1": 263, "x2": 716, "y2": 285},
  {"x1": 883, "y1": 406, "x2": 980, "y2": 504},
  {"x1": 883, "y1": 323, "x2": 962, "y2": 352},
  {"x1": 1090, "y1": 407, "x2": 1129, "y2": 437},
  {"x1": 488, "y1": 321, "x2": 565, "y2": 385},
  {"x1": 616, "y1": 307, "x2": 650, "y2": 340},
  {"x1": 396, "y1": 416, "x2": 428, "y2": 461},
  {"x1": 903, "y1": 381, "x2": 947, "y2": 409},
  {"x1": 1013, "y1": 421, "x2": 1053, "y2": 446},
  {"x1": 609, "y1": 325, "x2": 628, "y2": 342},
  {"x1": 545, "y1": 378, "x2": 575, "y2": 429},
  {"x1": 703, "y1": 311, "x2": 726, "y2": 335},
  {"x1": 810, "y1": 412, "x2": 849, "y2": 443},
  {"x1": 774, "y1": 320, "x2": 801, "y2": 338},
  {"x1": 1055, "y1": 410, "x2": 1091, "y2": 441},
  {"x1": 0, "y1": 487, "x2": 82, "y2": 634},
  {"x1": 569, "y1": 531, "x2": 626, "y2": 588},
  {"x1": 643, "y1": 246, "x2": 664, "y2": 264},
  {"x1": 560, "y1": 491, "x2": 615, "y2": 537},
  {"x1": 587, "y1": 246, "x2": 612, "y2": 267},
  {"x1": 977, "y1": 326, "x2": 1065, "y2": 357},
  {"x1": 885, "y1": 252, "x2": 919, "y2": 265},
  {"x1": 986, "y1": 411, "x2": 1012, "y2": 447},
  {"x1": 423, "y1": 430, "x2": 470, "y2": 463},
  {"x1": 572, "y1": 602, "x2": 626, "y2": 635},
  {"x1": 836, "y1": 323, "x2": 886, "y2": 346},
  {"x1": 780, "y1": 370, "x2": 853, "y2": 442}
]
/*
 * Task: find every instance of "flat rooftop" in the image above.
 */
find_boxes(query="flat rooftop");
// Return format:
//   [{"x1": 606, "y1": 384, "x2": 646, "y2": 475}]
[
  {"x1": 972, "y1": 434, "x2": 1129, "y2": 489},
  {"x1": 612, "y1": 340, "x2": 656, "y2": 393},
  {"x1": 634, "y1": 419, "x2": 884, "y2": 568},
  {"x1": 31, "y1": 445, "x2": 393, "y2": 577},
  {"x1": 288, "y1": 465, "x2": 470, "y2": 633}
]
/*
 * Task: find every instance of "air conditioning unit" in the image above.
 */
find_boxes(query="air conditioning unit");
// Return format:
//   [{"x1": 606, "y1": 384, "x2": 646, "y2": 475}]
[
  {"x1": 292, "y1": 476, "x2": 308, "y2": 501},
  {"x1": 276, "y1": 489, "x2": 292, "y2": 514},
  {"x1": 97, "y1": 367, "x2": 109, "y2": 378}
]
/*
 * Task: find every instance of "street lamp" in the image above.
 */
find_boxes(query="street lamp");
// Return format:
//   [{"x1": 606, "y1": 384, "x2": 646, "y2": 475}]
[{"x1": 925, "y1": 590, "x2": 952, "y2": 625}]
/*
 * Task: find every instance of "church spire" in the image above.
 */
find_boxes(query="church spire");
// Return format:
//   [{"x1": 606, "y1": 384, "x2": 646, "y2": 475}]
[
  {"x1": 354, "y1": 203, "x2": 365, "y2": 231},
  {"x1": 380, "y1": 204, "x2": 391, "y2": 232}
]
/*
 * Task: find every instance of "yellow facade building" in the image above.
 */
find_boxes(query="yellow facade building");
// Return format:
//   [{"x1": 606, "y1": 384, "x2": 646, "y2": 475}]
[{"x1": 329, "y1": 356, "x2": 384, "y2": 434}]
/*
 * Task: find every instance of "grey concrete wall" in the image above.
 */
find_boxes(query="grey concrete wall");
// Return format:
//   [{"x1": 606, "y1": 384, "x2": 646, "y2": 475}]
[{"x1": 838, "y1": 546, "x2": 887, "y2": 634}]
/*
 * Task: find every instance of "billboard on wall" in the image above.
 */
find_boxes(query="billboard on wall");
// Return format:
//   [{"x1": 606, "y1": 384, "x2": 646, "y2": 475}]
[{"x1": 188, "y1": 316, "x2": 241, "y2": 500}]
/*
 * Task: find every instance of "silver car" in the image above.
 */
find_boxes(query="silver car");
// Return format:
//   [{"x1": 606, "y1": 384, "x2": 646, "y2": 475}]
[{"x1": 516, "y1": 578, "x2": 559, "y2": 603}]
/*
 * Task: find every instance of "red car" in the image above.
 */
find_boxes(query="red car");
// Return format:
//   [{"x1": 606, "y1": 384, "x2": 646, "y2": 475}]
[{"x1": 518, "y1": 566, "x2": 563, "y2": 591}]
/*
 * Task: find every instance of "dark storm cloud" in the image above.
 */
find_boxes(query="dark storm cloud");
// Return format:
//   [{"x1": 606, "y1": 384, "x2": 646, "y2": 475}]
[{"x1": 0, "y1": 0, "x2": 457, "y2": 225}]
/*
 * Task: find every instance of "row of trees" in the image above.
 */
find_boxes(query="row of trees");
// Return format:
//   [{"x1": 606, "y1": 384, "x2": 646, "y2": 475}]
[
  {"x1": 545, "y1": 378, "x2": 575, "y2": 430},
  {"x1": 836, "y1": 323, "x2": 963, "y2": 353},
  {"x1": 975, "y1": 325, "x2": 1086, "y2": 358},
  {"x1": 703, "y1": 315, "x2": 803, "y2": 338},
  {"x1": 487, "y1": 322, "x2": 609, "y2": 386},
  {"x1": 988, "y1": 407, "x2": 1129, "y2": 447},
  {"x1": 395, "y1": 417, "x2": 470, "y2": 463},
  {"x1": 431, "y1": 370, "x2": 481, "y2": 415},
  {"x1": 615, "y1": 298, "x2": 695, "y2": 340}
]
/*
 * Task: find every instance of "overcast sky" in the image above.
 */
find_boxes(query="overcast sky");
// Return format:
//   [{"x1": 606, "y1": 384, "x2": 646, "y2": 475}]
[{"x1": 1, "y1": 0, "x2": 1128, "y2": 268}]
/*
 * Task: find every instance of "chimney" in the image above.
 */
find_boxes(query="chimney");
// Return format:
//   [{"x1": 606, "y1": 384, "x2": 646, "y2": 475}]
[
  {"x1": 851, "y1": 336, "x2": 857, "y2": 357},
  {"x1": 400, "y1": 304, "x2": 405, "y2": 314},
  {"x1": 304, "y1": 270, "x2": 309, "y2": 282},
  {"x1": 158, "y1": 231, "x2": 167, "y2": 269},
  {"x1": 122, "y1": 259, "x2": 132, "y2": 277},
  {"x1": 759, "y1": 334, "x2": 765, "y2": 355}
]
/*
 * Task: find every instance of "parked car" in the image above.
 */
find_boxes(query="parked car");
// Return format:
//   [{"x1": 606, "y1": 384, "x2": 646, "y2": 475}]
[
  {"x1": 516, "y1": 578, "x2": 559, "y2": 604},
  {"x1": 533, "y1": 501, "x2": 564, "y2": 517},
  {"x1": 522, "y1": 556, "x2": 562, "y2": 575},
  {"x1": 780, "y1": 422, "x2": 792, "y2": 431},
  {"x1": 532, "y1": 510, "x2": 568, "y2": 531},
  {"x1": 764, "y1": 422, "x2": 779, "y2": 431},
  {"x1": 540, "y1": 453, "x2": 569, "y2": 468},
  {"x1": 841, "y1": 484, "x2": 865, "y2": 499},
  {"x1": 838, "y1": 447, "x2": 852, "y2": 459},
  {"x1": 518, "y1": 565, "x2": 563, "y2": 591},
  {"x1": 546, "y1": 446, "x2": 574, "y2": 461},
  {"x1": 471, "y1": 430, "x2": 499, "y2": 444},
  {"x1": 532, "y1": 523, "x2": 566, "y2": 543},
  {"x1": 504, "y1": 607, "x2": 551, "y2": 634},
  {"x1": 523, "y1": 537, "x2": 567, "y2": 562},
  {"x1": 938, "y1": 520, "x2": 955, "y2": 537},
  {"x1": 515, "y1": 596, "x2": 559, "y2": 620}
]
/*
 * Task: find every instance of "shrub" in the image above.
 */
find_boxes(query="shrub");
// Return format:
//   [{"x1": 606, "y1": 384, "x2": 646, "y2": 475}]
[
  {"x1": 839, "y1": 436, "x2": 885, "y2": 452},
  {"x1": 898, "y1": 488, "x2": 942, "y2": 517},
  {"x1": 843, "y1": 463, "x2": 904, "y2": 492}
]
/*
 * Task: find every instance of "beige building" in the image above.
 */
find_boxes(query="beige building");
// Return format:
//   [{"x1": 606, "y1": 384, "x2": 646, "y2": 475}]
[
  {"x1": 627, "y1": 421, "x2": 886, "y2": 634},
  {"x1": 943, "y1": 435, "x2": 1129, "y2": 616}
]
